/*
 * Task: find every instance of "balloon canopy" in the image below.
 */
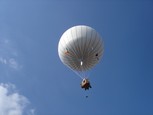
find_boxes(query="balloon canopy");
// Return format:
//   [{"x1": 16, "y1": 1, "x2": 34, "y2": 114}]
[{"x1": 58, "y1": 25, "x2": 104, "y2": 72}]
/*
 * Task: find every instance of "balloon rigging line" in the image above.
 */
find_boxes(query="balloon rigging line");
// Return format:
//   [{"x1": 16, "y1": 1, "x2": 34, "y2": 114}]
[{"x1": 68, "y1": 66, "x2": 83, "y2": 80}]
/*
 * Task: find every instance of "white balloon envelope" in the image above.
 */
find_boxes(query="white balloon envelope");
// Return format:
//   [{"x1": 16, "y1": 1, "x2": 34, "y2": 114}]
[{"x1": 58, "y1": 25, "x2": 104, "y2": 72}]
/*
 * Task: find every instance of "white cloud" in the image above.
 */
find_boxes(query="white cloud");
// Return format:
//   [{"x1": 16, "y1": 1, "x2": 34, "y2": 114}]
[
  {"x1": 0, "y1": 83, "x2": 35, "y2": 115},
  {"x1": 0, "y1": 37, "x2": 22, "y2": 70},
  {"x1": 8, "y1": 58, "x2": 22, "y2": 70},
  {"x1": 0, "y1": 57, "x2": 7, "y2": 64},
  {"x1": 0, "y1": 57, "x2": 22, "y2": 70},
  {"x1": 27, "y1": 109, "x2": 35, "y2": 115}
]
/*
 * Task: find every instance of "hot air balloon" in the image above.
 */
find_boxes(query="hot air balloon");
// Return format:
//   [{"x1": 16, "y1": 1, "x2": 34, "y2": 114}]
[{"x1": 58, "y1": 25, "x2": 104, "y2": 90}]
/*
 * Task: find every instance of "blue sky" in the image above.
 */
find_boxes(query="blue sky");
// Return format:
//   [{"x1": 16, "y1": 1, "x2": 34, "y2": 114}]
[{"x1": 0, "y1": 0, "x2": 153, "y2": 115}]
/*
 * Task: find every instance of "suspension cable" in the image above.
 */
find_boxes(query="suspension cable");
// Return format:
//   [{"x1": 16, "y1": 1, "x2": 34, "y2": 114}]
[{"x1": 67, "y1": 66, "x2": 83, "y2": 80}]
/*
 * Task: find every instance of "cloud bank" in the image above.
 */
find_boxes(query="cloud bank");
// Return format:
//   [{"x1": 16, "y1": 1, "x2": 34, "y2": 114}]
[{"x1": 0, "y1": 83, "x2": 35, "y2": 115}]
